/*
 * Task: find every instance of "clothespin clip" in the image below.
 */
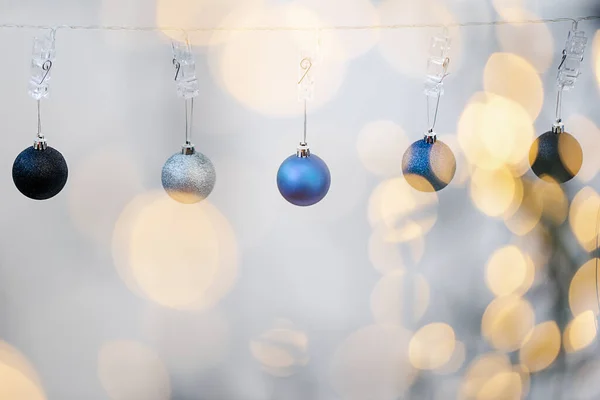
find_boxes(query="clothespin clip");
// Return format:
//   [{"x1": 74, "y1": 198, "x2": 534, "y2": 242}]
[
  {"x1": 557, "y1": 21, "x2": 587, "y2": 91},
  {"x1": 171, "y1": 32, "x2": 199, "y2": 154},
  {"x1": 424, "y1": 29, "x2": 451, "y2": 143},
  {"x1": 29, "y1": 29, "x2": 56, "y2": 150}
]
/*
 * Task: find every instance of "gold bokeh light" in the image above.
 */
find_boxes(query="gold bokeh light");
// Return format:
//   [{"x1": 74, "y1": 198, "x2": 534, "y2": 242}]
[
  {"x1": 568, "y1": 115, "x2": 600, "y2": 183},
  {"x1": 155, "y1": 0, "x2": 264, "y2": 46},
  {"x1": 470, "y1": 166, "x2": 522, "y2": 218},
  {"x1": 460, "y1": 353, "x2": 519, "y2": 400},
  {"x1": 0, "y1": 341, "x2": 46, "y2": 400},
  {"x1": 377, "y1": 0, "x2": 462, "y2": 78},
  {"x1": 503, "y1": 180, "x2": 543, "y2": 236},
  {"x1": 98, "y1": 340, "x2": 170, "y2": 400},
  {"x1": 569, "y1": 258, "x2": 600, "y2": 317},
  {"x1": 330, "y1": 324, "x2": 415, "y2": 400},
  {"x1": 495, "y1": 9, "x2": 554, "y2": 73},
  {"x1": 569, "y1": 187, "x2": 600, "y2": 252},
  {"x1": 368, "y1": 231, "x2": 425, "y2": 275},
  {"x1": 483, "y1": 53, "x2": 544, "y2": 121},
  {"x1": 210, "y1": 4, "x2": 347, "y2": 116},
  {"x1": 371, "y1": 270, "x2": 430, "y2": 326},
  {"x1": 519, "y1": 321, "x2": 561, "y2": 373},
  {"x1": 357, "y1": 120, "x2": 409, "y2": 177},
  {"x1": 112, "y1": 191, "x2": 238, "y2": 310},
  {"x1": 594, "y1": 31, "x2": 600, "y2": 89},
  {"x1": 250, "y1": 320, "x2": 309, "y2": 378},
  {"x1": 457, "y1": 92, "x2": 534, "y2": 174},
  {"x1": 485, "y1": 245, "x2": 535, "y2": 297},
  {"x1": 368, "y1": 177, "x2": 438, "y2": 243},
  {"x1": 408, "y1": 323, "x2": 456, "y2": 371},
  {"x1": 481, "y1": 295, "x2": 535, "y2": 352},
  {"x1": 564, "y1": 311, "x2": 598, "y2": 353}
]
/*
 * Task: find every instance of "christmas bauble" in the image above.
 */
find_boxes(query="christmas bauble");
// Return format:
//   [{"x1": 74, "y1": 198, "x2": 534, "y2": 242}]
[
  {"x1": 277, "y1": 153, "x2": 331, "y2": 206},
  {"x1": 12, "y1": 146, "x2": 68, "y2": 200},
  {"x1": 402, "y1": 139, "x2": 456, "y2": 192},
  {"x1": 529, "y1": 130, "x2": 582, "y2": 183},
  {"x1": 161, "y1": 151, "x2": 216, "y2": 204}
]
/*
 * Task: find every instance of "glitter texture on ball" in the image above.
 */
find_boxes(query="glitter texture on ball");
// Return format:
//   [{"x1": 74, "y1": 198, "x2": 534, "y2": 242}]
[
  {"x1": 161, "y1": 151, "x2": 216, "y2": 204},
  {"x1": 12, "y1": 146, "x2": 68, "y2": 200},
  {"x1": 402, "y1": 139, "x2": 456, "y2": 192},
  {"x1": 529, "y1": 130, "x2": 582, "y2": 183}
]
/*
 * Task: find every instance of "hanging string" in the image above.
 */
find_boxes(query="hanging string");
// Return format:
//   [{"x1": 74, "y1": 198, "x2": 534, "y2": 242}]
[
  {"x1": 555, "y1": 89, "x2": 563, "y2": 125},
  {"x1": 184, "y1": 97, "x2": 194, "y2": 145},
  {"x1": 427, "y1": 94, "x2": 442, "y2": 133},
  {"x1": 36, "y1": 99, "x2": 42, "y2": 137},
  {"x1": 303, "y1": 100, "x2": 307, "y2": 144},
  {"x1": 0, "y1": 16, "x2": 598, "y2": 32}
]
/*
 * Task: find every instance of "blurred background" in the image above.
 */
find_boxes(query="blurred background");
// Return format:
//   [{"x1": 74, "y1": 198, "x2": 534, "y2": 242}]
[{"x1": 0, "y1": 0, "x2": 600, "y2": 399}]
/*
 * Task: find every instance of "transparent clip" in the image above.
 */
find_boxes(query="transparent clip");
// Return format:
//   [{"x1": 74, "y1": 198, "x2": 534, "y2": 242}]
[
  {"x1": 424, "y1": 29, "x2": 451, "y2": 142},
  {"x1": 298, "y1": 50, "x2": 315, "y2": 102},
  {"x1": 424, "y1": 29, "x2": 451, "y2": 98},
  {"x1": 557, "y1": 22, "x2": 587, "y2": 91},
  {"x1": 554, "y1": 22, "x2": 587, "y2": 132},
  {"x1": 29, "y1": 29, "x2": 56, "y2": 101},
  {"x1": 172, "y1": 34, "x2": 199, "y2": 100}
]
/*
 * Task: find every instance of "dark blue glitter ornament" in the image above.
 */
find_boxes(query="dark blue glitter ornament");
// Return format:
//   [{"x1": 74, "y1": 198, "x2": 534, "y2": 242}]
[
  {"x1": 277, "y1": 149, "x2": 331, "y2": 207},
  {"x1": 529, "y1": 130, "x2": 582, "y2": 183},
  {"x1": 402, "y1": 137, "x2": 456, "y2": 192},
  {"x1": 12, "y1": 146, "x2": 68, "y2": 200}
]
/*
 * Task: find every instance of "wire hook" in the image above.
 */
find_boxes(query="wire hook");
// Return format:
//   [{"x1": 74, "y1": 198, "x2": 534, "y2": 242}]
[{"x1": 298, "y1": 57, "x2": 313, "y2": 85}]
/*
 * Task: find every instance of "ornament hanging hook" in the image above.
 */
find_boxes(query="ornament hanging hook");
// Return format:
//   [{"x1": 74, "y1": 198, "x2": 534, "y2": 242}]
[{"x1": 298, "y1": 57, "x2": 313, "y2": 85}]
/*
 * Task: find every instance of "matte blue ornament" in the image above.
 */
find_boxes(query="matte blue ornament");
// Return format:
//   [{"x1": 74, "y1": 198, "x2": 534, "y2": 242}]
[
  {"x1": 402, "y1": 136, "x2": 456, "y2": 192},
  {"x1": 529, "y1": 128, "x2": 582, "y2": 183},
  {"x1": 277, "y1": 144, "x2": 331, "y2": 206}
]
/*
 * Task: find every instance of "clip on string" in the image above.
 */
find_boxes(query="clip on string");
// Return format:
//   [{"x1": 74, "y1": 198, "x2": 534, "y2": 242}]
[
  {"x1": 424, "y1": 29, "x2": 450, "y2": 144},
  {"x1": 171, "y1": 32, "x2": 200, "y2": 154}
]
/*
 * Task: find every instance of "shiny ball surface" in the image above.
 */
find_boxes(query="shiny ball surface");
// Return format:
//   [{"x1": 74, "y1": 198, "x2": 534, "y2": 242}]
[
  {"x1": 277, "y1": 154, "x2": 331, "y2": 206},
  {"x1": 529, "y1": 131, "x2": 582, "y2": 183},
  {"x1": 12, "y1": 146, "x2": 68, "y2": 200},
  {"x1": 161, "y1": 151, "x2": 216, "y2": 204},
  {"x1": 402, "y1": 139, "x2": 456, "y2": 192}
]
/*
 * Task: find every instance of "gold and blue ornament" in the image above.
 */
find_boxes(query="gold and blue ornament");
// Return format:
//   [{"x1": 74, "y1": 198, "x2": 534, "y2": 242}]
[
  {"x1": 13, "y1": 29, "x2": 68, "y2": 200},
  {"x1": 161, "y1": 37, "x2": 216, "y2": 204},
  {"x1": 529, "y1": 23, "x2": 586, "y2": 183},
  {"x1": 402, "y1": 31, "x2": 455, "y2": 192}
]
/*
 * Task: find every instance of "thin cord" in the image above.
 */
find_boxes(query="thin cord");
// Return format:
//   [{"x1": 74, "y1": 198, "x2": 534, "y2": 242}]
[
  {"x1": 302, "y1": 100, "x2": 307, "y2": 144},
  {"x1": 184, "y1": 98, "x2": 194, "y2": 145},
  {"x1": 555, "y1": 89, "x2": 563, "y2": 124},
  {"x1": 0, "y1": 16, "x2": 598, "y2": 32},
  {"x1": 427, "y1": 94, "x2": 442, "y2": 132},
  {"x1": 36, "y1": 99, "x2": 41, "y2": 137}
]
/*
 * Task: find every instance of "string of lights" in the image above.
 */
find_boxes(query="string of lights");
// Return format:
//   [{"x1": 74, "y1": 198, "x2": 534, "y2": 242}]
[{"x1": 0, "y1": 15, "x2": 598, "y2": 33}]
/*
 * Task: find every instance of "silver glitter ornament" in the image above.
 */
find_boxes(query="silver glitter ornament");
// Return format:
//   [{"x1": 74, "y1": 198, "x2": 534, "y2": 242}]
[{"x1": 161, "y1": 145, "x2": 216, "y2": 204}]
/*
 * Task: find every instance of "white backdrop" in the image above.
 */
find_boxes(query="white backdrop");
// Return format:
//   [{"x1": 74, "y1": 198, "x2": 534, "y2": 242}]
[{"x1": 0, "y1": 0, "x2": 599, "y2": 399}]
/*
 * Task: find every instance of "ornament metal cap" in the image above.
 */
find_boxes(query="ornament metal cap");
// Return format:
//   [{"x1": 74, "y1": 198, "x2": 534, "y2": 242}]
[
  {"x1": 181, "y1": 142, "x2": 195, "y2": 155},
  {"x1": 297, "y1": 142, "x2": 311, "y2": 158},
  {"x1": 424, "y1": 129, "x2": 437, "y2": 144},
  {"x1": 33, "y1": 135, "x2": 47, "y2": 151},
  {"x1": 552, "y1": 121, "x2": 565, "y2": 134}
]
